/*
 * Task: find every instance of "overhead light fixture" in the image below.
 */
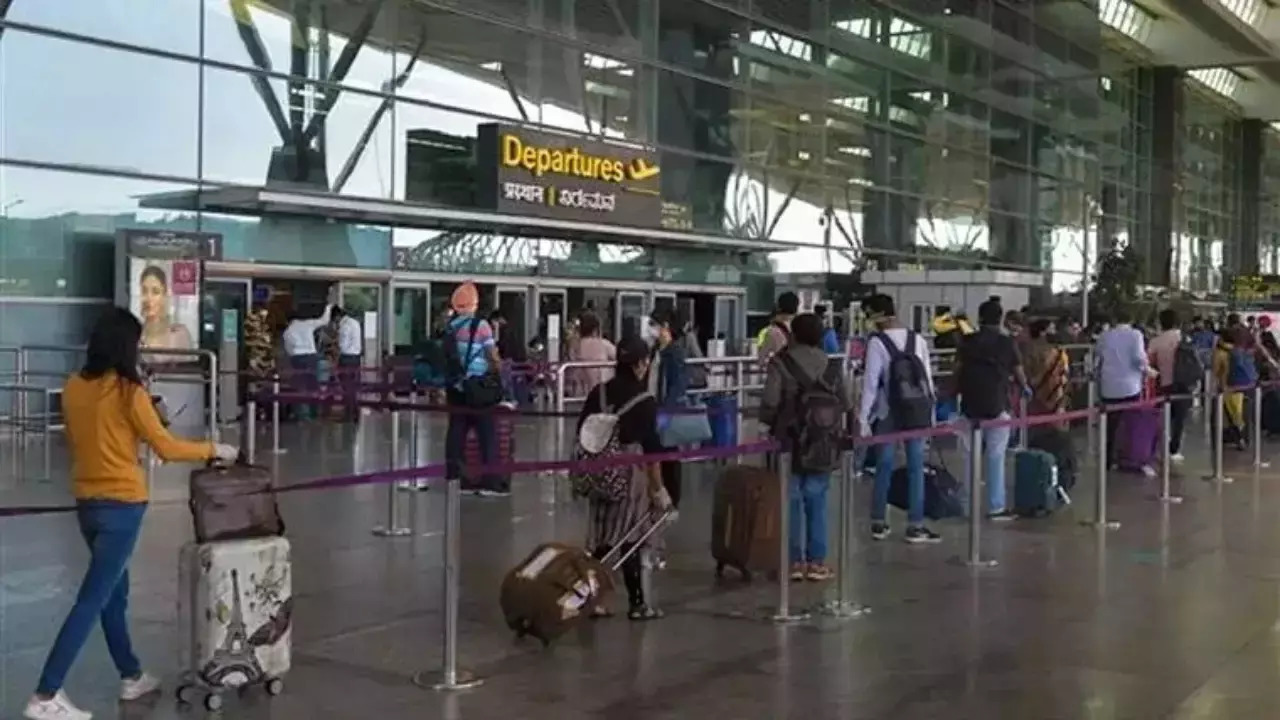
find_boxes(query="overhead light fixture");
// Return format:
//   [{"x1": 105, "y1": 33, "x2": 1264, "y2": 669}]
[{"x1": 479, "y1": 61, "x2": 503, "y2": 71}]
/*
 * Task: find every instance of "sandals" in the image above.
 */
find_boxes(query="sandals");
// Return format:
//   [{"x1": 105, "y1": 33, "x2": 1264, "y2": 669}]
[{"x1": 627, "y1": 605, "x2": 665, "y2": 621}]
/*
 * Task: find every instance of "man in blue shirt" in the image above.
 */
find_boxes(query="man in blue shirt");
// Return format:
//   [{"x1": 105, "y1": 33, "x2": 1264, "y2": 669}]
[
  {"x1": 444, "y1": 283, "x2": 505, "y2": 496},
  {"x1": 1095, "y1": 309, "x2": 1152, "y2": 475}
]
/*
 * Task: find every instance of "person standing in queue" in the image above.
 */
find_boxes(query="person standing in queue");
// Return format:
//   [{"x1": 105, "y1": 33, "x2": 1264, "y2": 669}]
[
  {"x1": 24, "y1": 308, "x2": 238, "y2": 720},
  {"x1": 645, "y1": 308, "x2": 689, "y2": 511},
  {"x1": 281, "y1": 302, "x2": 333, "y2": 421},
  {"x1": 443, "y1": 282, "x2": 506, "y2": 497},
  {"x1": 331, "y1": 306, "x2": 363, "y2": 422}
]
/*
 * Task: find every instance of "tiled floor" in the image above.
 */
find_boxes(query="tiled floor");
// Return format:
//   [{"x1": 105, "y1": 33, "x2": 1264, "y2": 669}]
[{"x1": 3, "y1": 411, "x2": 1280, "y2": 719}]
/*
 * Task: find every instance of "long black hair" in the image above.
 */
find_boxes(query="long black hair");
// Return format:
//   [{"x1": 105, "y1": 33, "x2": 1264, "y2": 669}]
[{"x1": 81, "y1": 306, "x2": 145, "y2": 386}]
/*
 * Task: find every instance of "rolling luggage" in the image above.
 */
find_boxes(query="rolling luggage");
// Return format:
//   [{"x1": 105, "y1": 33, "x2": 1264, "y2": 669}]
[
  {"x1": 889, "y1": 462, "x2": 963, "y2": 520},
  {"x1": 463, "y1": 407, "x2": 515, "y2": 489},
  {"x1": 501, "y1": 513, "x2": 670, "y2": 646},
  {"x1": 1027, "y1": 426, "x2": 1078, "y2": 492},
  {"x1": 189, "y1": 460, "x2": 284, "y2": 544},
  {"x1": 1012, "y1": 448, "x2": 1070, "y2": 517},
  {"x1": 1114, "y1": 407, "x2": 1160, "y2": 471},
  {"x1": 711, "y1": 466, "x2": 781, "y2": 581},
  {"x1": 176, "y1": 536, "x2": 292, "y2": 711}
]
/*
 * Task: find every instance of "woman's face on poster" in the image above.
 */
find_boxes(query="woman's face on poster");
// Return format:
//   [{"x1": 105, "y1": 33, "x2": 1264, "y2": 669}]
[{"x1": 140, "y1": 273, "x2": 167, "y2": 322}]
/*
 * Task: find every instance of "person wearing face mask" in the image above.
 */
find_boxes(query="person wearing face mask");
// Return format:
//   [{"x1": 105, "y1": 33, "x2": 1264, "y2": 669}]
[{"x1": 644, "y1": 309, "x2": 689, "y2": 510}]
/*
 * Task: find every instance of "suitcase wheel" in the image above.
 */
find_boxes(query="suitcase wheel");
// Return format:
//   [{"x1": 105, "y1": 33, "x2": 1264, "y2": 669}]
[
  {"x1": 203, "y1": 692, "x2": 224, "y2": 712},
  {"x1": 175, "y1": 684, "x2": 194, "y2": 705},
  {"x1": 265, "y1": 677, "x2": 284, "y2": 696}
]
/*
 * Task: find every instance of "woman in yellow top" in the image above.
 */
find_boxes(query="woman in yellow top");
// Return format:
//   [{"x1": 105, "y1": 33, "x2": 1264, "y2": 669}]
[
  {"x1": 1212, "y1": 327, "x2": 1249, "y2": 451},
  {"x1": 24, "y1": 308, "x2": 237, "y2": 720}
]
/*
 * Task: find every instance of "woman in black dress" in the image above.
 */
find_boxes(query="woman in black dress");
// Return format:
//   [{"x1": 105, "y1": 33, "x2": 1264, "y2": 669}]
[{"x1": 577, "y1": 336, "x2": 672, "y2": 620}]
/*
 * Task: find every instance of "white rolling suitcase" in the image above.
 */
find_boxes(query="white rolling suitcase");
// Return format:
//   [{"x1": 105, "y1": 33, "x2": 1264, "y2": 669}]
[{"x1": 176, "y1": 536, "x2": 292, "y2": 711}]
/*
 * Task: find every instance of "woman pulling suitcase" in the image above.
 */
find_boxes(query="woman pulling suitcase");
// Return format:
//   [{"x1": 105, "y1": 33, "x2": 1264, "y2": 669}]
[
  {"x1": 23, "y1": 308, "x2": 238, "y2": 720},
  {"x1": 578, "y1": 336, "x2": 672, "y2": 621}
]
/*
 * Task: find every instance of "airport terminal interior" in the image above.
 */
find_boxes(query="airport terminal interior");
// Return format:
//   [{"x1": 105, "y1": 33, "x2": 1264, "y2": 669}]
[{"x1": 13, "y1": 0, "x2": 1280, "y2": 717}]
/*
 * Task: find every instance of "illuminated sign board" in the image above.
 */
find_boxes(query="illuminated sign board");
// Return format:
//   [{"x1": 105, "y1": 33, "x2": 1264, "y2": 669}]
[{"x1": 476, "y1": 123, "x2": 666, "y2": 228}]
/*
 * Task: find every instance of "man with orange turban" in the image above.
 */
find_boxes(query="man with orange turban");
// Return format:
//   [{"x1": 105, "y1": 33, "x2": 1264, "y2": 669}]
[{"x1": 443, "y1": 282, "x2": 506, "y2": 496}]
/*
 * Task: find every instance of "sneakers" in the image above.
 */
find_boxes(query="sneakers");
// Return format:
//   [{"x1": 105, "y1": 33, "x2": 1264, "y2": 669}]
[
  {"x1": 789, "y1": 563, "x2": 808, "y2": 582},
  {"x1": 23, "y1": 692, "x2": 91, "y2": 720},
  {"x1": 1140, "y1": 465, "x2": 1157, "y2": 479},
  {"x1": 870, "y1": 522, "x2": 891, "y2": 541},
  {"x1": 988, "y1": 510, "x2": 1017, "y2": 522},
  {"x1": 904, "y1": 526, "x2": 942, "y2": 544},
  {"x1": 1171, "y1": 453, "x2": 1186, "y2": 465},
  {"x1": 805, "y1": 564, "x2": 834, "y2": 581},
  {"x1": 120, "y1": 672, "x2": 161, "y2": 701}
]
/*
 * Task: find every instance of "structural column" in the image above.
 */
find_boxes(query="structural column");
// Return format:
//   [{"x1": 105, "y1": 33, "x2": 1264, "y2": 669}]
[
  {"x1": 1149, "y1": 66, "x2": 1182, "y2": 288},
  {"x1": 1238, "y1": 118, "x2": 1263, "y2": 275}
]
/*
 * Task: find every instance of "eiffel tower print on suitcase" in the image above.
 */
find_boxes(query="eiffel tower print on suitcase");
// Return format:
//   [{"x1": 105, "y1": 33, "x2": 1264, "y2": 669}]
[{"x1": 177, "y1": 536, "x2": 292, "y2": 711}]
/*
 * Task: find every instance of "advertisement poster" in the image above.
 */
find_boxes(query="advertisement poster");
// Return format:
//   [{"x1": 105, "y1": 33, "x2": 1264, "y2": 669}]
[{"x1": 117, "y1": 229, "x2": 221, "y2": 431}]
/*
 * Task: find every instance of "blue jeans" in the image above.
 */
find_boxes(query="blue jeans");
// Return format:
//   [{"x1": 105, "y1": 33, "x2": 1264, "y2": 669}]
[
  {"x1": 871, "y1": 437, "x2": 926, "y2": 525},
  {"x1": 961, "y1": 413, "x2": 1011, "y2": 514},
  {"x1": 789, "y1": 473, "x2": 830, "y2": 563},
  {"x1": 444, "y1": 389, "x2": 502, "y2": 491},
  {"x1": 37, "y1": 501, "x2": 146, "y2": 696}
]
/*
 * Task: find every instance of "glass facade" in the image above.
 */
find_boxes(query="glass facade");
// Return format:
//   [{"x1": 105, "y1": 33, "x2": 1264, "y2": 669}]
[{"x1": 2, "y1": 0, "x2": 1280, "y2": 345}]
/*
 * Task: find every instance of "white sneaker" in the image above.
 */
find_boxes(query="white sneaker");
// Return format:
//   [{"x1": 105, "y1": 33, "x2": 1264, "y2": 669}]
[
  {"x1": 1171, "y1": 453, "x2": 1186, "y2": 465},
  {"x1": 1141, "y1": 465, "x2": 1157, "y2": 478},
  {"x1": 119, "y1": 672, "x2": 161, "y2": 701},
  {"x1": 23, "y1": 691, "x2": 91, "y2": 720}
]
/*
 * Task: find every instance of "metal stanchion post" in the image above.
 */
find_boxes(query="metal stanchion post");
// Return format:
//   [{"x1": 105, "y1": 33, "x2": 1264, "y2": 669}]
[
  {"x1": 42, "y1": 388, "x2": 52, "y2": 481},
  {"x1": 416, "y1": 476, "x2": 482, "y2": 691},
  {"x1": 1085, "y1": 411, "x2": 1121, "y2": 529},
  {"x1": 270, "y1": 374, "x2": 286, "y2": 456},
  {"x1": 1203, "y1": 369, "x2": 1213, "y2": 438},
  {"x1": 552, "y1": 367, "x2": 567, "y2": 476},
  {"x1": 818, "y1": 449, "x2": 868, "y2": 618},
  {"x1": 1086, "y1": 374, "x2": 1097, "y2": 458},
  {"x1": 246, "y1": 398, "x2": 257, "y2": 462},
  {"x1": 399, "y1": 391, "x2": 418, "y2": 492},
  {"x1": 1158, "y1": 399, "x2": 1182, "y2": 504},
  {"x1": 1206, "y1": 391, "x2": 1234, "y2": 484},
  {"x1": 208, "y1": 355, "x2": 219, "y2": 443},
  {"x1": 373, "y1": 407, "x2": 410, "y2": 537},
  {"x1": 734, "y1": 361, "x2": 745, "y2": 454},
  {"x1": 770, "y1": 452, "x2": 809, "y2": 623},
  {"x1": 1254, "y1": 385, "x2": 1269, "y2": 469},
  {"x1": 965, "y1": 424, "x2": 997, "y2": 567}
]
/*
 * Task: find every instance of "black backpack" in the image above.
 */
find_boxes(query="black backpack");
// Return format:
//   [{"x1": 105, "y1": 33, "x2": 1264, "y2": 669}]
[
  {"x1": 1171, "y1": 337, "x2": 1204, "y2": 390},
  {"x1": 779, "y1": 352, "x2": 844, "y2": 473},
  {"x1": 873, "y1": 331, "x2": 933, "y2": 430}
]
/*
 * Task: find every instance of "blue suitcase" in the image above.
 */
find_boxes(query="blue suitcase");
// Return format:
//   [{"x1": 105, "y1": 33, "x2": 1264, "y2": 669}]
[{"x1": 1013, "y1": 449, "x2": 1070, "y2": 517}]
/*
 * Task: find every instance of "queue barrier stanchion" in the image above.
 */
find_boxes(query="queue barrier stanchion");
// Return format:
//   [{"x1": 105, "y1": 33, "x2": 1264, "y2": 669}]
[
  {"x1": 1157, "y1": 398, "x2": 1182, "y2": 504},
  {"x1": 964, "y1": 423, "x2": 997, "y2": 568},
  {"x1": 415, "y1": 467, "x2": 482, "y2": 691},
  {"x1": 1086, "y1": 372, "x2": 1097, "y2": 459},
  {"x1": 1085, "y1": 409, "x2": 1121, "y2": 530},
  {"x1": 819, "y1": 447, "x2": 869, "y2": 619},
  {"x1": 1254, "y1": 385, "x2": 1269, "y2": 470},
  {"x1": 398, "y1": 389, "x2": 419, "y2": 493},
  {"x1": 771, "y1": 451, "x2": 809, "y2": 624},
  {"x1": 374, "y1": 403, "x2": 411, "y2": 537},
  {"x1": 1206, "y1": 391, "x2": 1233, "y2": 485},
  {"x1": 246, "y1": 397, "x2": 258, "y2": 462},
  {"x1": 270, "y1": 374, "x2": 286, "y2": 456}
]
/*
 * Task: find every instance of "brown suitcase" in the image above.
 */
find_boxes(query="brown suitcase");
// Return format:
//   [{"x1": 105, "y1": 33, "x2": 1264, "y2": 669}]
[
  {"x1": 500, "y1": 512, "x2": 672, "y2": 646},
  {"x1": 188, "y1": 460, "x2": 285, "y2": 543},
  {"x1": 711, "y1": 465, "x2": 781, "y2": 581}
]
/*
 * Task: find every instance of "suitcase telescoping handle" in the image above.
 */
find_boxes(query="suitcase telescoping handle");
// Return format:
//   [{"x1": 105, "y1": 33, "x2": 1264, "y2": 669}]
[{"x1": 599, "y1": 509, "x2": 676, "y2": 572}]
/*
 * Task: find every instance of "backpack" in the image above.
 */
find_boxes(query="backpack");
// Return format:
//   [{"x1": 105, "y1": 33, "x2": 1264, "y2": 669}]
[
  {"x1": 1228, "y1": 346, "x2": 1259, "y2": 387},
  {"x1": 443, "y1": 316, "x2": 483, "y2": 383},
  {"x1": 1171, "y1": 338, "x2": 1204, "y2": 389},
  {"x1": 778, "y1": 352, "x2": 844, "y2": 473},
  {"x1": 570, "y1": 385, "x2": 653, "y2": 503},
  {"x1": 873, "y1": 331, "x2": 934, "y2": 430}
]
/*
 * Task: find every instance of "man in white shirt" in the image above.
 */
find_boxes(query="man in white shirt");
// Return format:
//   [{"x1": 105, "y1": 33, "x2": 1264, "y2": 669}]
[
  {"x1": 1095, "y1": 309, "x2": 1150, "y2": 473},
  {"x1": 857, "y1": 293, "x2": 940, "y2": 544},
  {"x1": 331, "y1": 307, "x2": 363, "y2": 422},
  {"x1": 1147, "y1": 308, "x2": 1189, "y2": 463},
  {"x1": 281, "y1": 303, "x2": 333, "y2": 420}
]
